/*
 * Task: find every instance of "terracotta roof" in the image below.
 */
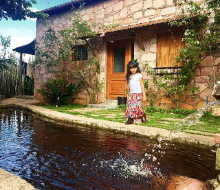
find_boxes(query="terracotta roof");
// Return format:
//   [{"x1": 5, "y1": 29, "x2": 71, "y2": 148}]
[{"x1": 103, "y1": 17, "x2": 177, "y2": 34}]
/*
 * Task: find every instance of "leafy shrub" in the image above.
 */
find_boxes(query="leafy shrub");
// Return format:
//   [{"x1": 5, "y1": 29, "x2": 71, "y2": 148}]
[
  {"x1": 146, "y1": 106, "x2": 166, "y2": 113},
  {"x1": 169, "y1": 108, "x2": 196, "y2": 115},
  {"x1": 145, "y1": 106, "x2": 196, "y2": 115},
  {"x1": 37, "y1": 78, "x2": 82, "y2": 106}
]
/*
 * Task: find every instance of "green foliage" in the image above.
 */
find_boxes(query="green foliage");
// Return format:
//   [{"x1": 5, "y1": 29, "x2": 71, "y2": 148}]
[
  {"x1": 35, "y1": 4, "x2": 112, "y2": 104},
  {"x1": 37, "y1": 78, "x2": 83, "y2": 106},
  {"x1": 23, "y1": 76, "x2": 34, "y2": 95},
  {"x1": 35, "y1": 5, "x2": 98, "y2": 68},
  {"x1": 118, "y1": 104, "x2": 127, "y2": 112},
  {"x1": 0, "y1": 64, "x2": 19, "y2": 98},
  {"x1": 146, "y1": 106, "x2": 166, "y2": 114},
  {"x1": 43, "y1": 104, "x2": 86, "y2": 110},
  {"x1": 169, "y1": 108, "x2": 196, "y2": 115},
  {"x1": 0, "y1": 35, "x2": 16, "y2": 71},
  {"x1": 147, "y1": 0, "x2": 220, "y2": 108},
  {"x1": 0, "y1": 0, "x2": 47, "y2": 21},
  {"x1": 43, "y1": 104, "x2": 220, "y2": 133},
  {"x1": 146, "y1": 105, "x2": 196, "y2": 115},
  {"x1": 67, "y1": 59, "x2": 104, "y2": 103}
]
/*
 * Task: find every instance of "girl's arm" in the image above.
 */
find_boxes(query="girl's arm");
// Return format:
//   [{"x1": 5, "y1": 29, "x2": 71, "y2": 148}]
[
  {"x1": 126, "y1": 80, "x2": 129, "y2": 98},
  {"x1": 140, "y1": 78, "x2": 146, "y2": 102}
]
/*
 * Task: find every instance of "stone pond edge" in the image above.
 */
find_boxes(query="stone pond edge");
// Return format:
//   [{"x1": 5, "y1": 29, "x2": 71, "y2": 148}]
[
  {"x1": 1, "y1": 103, "x2": 217, "y2": 148},
  {"x1": 0, "y1": 102, "x2": 219, "y2": 189}
]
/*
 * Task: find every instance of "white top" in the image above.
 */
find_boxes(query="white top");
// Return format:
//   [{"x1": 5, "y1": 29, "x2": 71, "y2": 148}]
[{"x1": 129, "y1": 73, "x2": 143, "y2": 93}]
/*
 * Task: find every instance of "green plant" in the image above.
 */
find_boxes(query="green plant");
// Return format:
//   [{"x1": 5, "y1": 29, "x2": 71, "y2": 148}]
[
  {"x1": 146, "y1": 0, "x2": 220, "y2": 108},
  {"x1": 66, "y1": 59, "x2": 104, "y2": 104},
  {"x1": 37, "y1": 78, "x2": 82, "y2": 106},
  {"x1": 169, "y1": 108, "x2": 196, "y2": 115},
  {"x1": 23, "y1": 76, "x2": 34, "y2": 95},
  {"x1": 35, "y1": 4, "x2": 115, "y2": 104},
  {"x1": 0, "y1": 0, "x2": 47, "y2": 21},
  {"x1": 42, "y1": 104, "x2": 220, "y2": 133},
  {"x1": 0, "y1": 35, "x2": 16, "y2": 71}
]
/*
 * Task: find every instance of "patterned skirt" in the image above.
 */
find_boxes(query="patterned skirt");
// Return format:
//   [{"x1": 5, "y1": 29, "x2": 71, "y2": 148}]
[{"x1": 125, "y1": 93, "x2": 145, "y2": 119}]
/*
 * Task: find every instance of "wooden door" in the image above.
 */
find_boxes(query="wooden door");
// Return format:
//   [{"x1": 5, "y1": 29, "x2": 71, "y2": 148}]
[{"x1": 106, "y1": 39, "x2": 133, "y2": 99}]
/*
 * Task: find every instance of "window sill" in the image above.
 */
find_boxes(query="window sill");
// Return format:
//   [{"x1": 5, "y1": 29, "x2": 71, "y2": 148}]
[{"x1": 154, "y1": 67, "x2": 182, "y2": 75}]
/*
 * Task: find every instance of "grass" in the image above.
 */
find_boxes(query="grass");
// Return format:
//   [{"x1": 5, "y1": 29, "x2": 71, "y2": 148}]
[{"x1": 43, "y1": 104, "x2": 220, "y2": 134}]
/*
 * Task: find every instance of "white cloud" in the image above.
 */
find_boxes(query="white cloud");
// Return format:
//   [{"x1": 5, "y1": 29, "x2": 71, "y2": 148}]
[
  {"x1": 1, "y1": 27, "x2": 35, "y2": 38},
  {"x1": 11, "y1": 36, "x2": 34, "y2": 50},
  {"x1": 31, "y1": 7, "x2": 39, "y2": 12},
  {"x1": 27, "y1": 7, "x2": 39, "y2": 21},
  {"x1": 0, "y1": 29, "x2": 36, "y2": 63},
  {"x1": 28, "y1": 17, "x2": 37, "y2": 21},
  {"x1": 11, "y1": 36, "x2": 35, "y2": 62},
  {"x1": 0, "y1": 6, "x2": 39, "y2": 63}
]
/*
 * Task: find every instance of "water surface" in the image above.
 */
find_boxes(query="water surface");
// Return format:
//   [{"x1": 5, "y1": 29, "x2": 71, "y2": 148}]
[{"x1": 0, "y1": 108, "x2": 218, "y2": 190}]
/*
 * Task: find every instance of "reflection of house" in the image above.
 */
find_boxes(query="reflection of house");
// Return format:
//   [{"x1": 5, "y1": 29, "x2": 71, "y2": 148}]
[{"x1": 35, "y1": 0, "x2": 219, "y2": 109}]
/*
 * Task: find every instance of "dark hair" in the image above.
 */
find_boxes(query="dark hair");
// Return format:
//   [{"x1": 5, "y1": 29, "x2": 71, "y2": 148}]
[{"x1": 125, "y1": 60, "x2": 141, "y2": 81}]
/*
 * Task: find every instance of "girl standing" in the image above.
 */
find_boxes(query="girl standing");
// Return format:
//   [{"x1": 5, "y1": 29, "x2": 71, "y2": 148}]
[{"x1": 125, "y1": 60, "x2": 147, "y2": 124}]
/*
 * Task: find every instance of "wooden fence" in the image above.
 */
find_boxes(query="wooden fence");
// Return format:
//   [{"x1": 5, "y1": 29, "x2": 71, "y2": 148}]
[{"x1": 0, "y1": 64, "x2": 34, "y2": 99}]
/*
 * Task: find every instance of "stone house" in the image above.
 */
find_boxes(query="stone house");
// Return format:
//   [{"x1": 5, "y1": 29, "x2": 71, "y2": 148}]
[{"x1": 34, "y1": 0, "x2": 219, "y2": 109}]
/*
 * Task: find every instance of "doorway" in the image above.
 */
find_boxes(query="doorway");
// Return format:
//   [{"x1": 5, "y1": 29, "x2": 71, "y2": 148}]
[{"x1": 106, "y1": 39, "x2": 134, "y2": 99}]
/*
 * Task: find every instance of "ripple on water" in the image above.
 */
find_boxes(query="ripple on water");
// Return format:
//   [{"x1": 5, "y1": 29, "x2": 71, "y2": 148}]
[{"x1": 0, "y1": 108, "x2": 218, "y2": 190}]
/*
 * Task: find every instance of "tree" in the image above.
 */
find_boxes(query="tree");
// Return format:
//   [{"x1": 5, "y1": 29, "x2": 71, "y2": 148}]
[
  {"x1": 0, "y1": 35, "x2": 16, "y2": 71},
  {"x1": 0, "y1": 0, "x2": 46, "y2": 21}
]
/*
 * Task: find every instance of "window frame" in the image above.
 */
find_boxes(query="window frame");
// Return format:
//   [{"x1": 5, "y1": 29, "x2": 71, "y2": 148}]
[
  {"x1": 156, "y1": 30, "x2": 184, "y2": 74},
  {"x1": 73, "y1": 45, "x2": 88, "y2": 61}
]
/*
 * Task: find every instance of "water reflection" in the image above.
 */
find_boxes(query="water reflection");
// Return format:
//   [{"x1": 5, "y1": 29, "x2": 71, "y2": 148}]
[{"x1": 0, "y1": 108, "x2": 218, "y2": 190}]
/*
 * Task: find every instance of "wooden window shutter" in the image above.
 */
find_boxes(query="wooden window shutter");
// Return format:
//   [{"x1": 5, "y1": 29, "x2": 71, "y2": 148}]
[{"x1": 157, "y1": 30, "x2": 184, "y2": 68}]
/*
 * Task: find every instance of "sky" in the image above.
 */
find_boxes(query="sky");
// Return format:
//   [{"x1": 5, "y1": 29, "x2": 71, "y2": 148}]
[{"x1": 0, "y1": 0, "x2": 71, "y2": 62}]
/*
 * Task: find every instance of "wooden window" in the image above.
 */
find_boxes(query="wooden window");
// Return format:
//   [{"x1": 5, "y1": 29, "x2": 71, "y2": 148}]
[
  {"x1": 73, "y1": 45, "x2": 88, "y2": 61},
  {"x1": 157, "y1": 30, "x2": 184, "y2": 68}
]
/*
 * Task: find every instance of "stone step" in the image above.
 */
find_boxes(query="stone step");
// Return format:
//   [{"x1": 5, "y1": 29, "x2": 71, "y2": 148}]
[
  {"x1": 87, "y1": 104, "x2": 118, "y2": 109},
  {"x1": 184, "y1": 130, "x2": 214, "y2": 137},
  {"x1": 87, "y1": 99, "x2": 118, "y2": 109},
  {"x1": 105, "y1": 99, "x2": 118, "y2": 106},
  {"x1": 14, "y1": 95, "x2": 34, "y2": 99},
  {"x1": 212, "y1": 105, "x2": 220, "y2": 116}
]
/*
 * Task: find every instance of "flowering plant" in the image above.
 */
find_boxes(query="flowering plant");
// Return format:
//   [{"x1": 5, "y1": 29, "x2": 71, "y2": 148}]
[
  {"x1": 35, "y1": 4, "x2": 107, "y2": 104},
  {"x1": 147, "y1": 0, "x2": 220, "y2": 108}
]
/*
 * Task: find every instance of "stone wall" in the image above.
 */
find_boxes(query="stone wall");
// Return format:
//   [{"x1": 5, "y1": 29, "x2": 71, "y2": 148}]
[
  {"x1": 132, "y1": 26, "x2": 220, "y2": 110},
  {"x1": 80, "y1": 0, "x2": 179, "y2": 27},
  {"x1": 35, "y1": 0, "x2": 217, "y2": 109}
]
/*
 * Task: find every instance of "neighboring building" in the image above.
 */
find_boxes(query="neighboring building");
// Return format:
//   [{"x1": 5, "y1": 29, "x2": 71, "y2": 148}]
[{"x1": 34, "y1": 0, "x2": 219, "y2": 109}]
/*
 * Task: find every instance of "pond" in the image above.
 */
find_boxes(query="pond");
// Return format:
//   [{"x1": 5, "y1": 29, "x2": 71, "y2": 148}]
[{"x1": 0, "y1": 107, "x2": 218, "y2": 190}]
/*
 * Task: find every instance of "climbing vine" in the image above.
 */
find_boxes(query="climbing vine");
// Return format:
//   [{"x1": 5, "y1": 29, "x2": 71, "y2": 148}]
[
  {"x1": 146, "y1": 0, "x2": 220, "y2": 109},
  {"x1": 35, "y1": 5, "x2": 116, "y2": 104}
]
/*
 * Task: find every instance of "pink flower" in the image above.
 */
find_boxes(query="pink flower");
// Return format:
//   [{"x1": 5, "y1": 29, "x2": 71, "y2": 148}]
[
  {"x1": 100, "y1": 30, "x2": 105, "y2": 37},
  {"x1": 206, "y1": 30, "x2": 211, "y2": 34},
  {"x1": 55, "y1": 32, "x2": 60, "y2": 37}
]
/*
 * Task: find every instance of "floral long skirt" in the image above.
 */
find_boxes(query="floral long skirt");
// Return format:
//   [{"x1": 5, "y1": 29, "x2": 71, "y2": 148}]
[{"x1": 125, "y1": 93, "x2": 145, "y2": 120}]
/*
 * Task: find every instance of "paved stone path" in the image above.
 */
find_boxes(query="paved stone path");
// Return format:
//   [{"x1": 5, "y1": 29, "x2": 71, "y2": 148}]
[
  {"x1": 0, "y1": 169, "x2": 38, "y2": 190},
  {"x1": 0, "y1": 97, "x2": 218, "y2": 189}
]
